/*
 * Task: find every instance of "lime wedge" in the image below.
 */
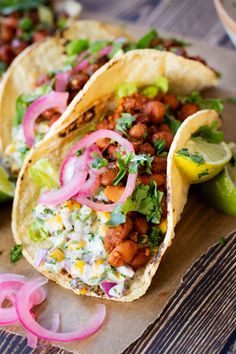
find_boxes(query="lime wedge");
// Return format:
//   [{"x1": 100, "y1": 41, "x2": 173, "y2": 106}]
[
  {"x1": 0, "y1": 164, "x2": 15, "y2": 203},
  {"x1": 200, "y1": 162, "x2": 236, "y2": 216},
  {"x1": 174, "y1": 137, "x2": 232, "y2": 184}
]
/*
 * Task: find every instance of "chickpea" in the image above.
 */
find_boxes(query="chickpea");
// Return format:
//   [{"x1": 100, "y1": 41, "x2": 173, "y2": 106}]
[
  {"x1": 96, "y1": 138, "x2": 110, "y2": 150},
  {"x1": 107, "y1": 145, "x2": 117, "y2": 160},
  {"x1": 178, "y1": 103, "x2": 199, "y2": 121},
  {"x1": 138, "y1": 143, "x2": 155, "y2": 155},
  {"x1": 152, "y1": 131, "x2": 173, "y2": 150},
  {"x1": 105, "y1": 217, "x2": 133, "y2": 243},
  {"x1": 1, "y1": 26, "x2": 15, "y2": 43},
  {"x1": 131, "y1": 140, "x2": 142, "y2": 153},
  {"x1": 104, "y1": 234, "x2": 122, "y2": 253},
  {"x1": 152, "y1": 156, "x2": 167, "y2": 173},
  {"x1": 48, "y1": 113, "x2": 61, "y2": 127},
  {"x1": 129, "y1": 123, "x2": 147, "y2": 140},
  {"x1": 159, "y1": 123, "x2": 171, "y2": 132},
  {"x1": 107, "y1": 240, "x2": 138, "y2": 267},
  {"x1": 138, "y1": 174, "x2": 166, "y2": 187},
  {"x1": 68, "y1": 73, "x2": 89, "y2": 91},
  {"x1": 134, "y1": 216, "x2": 149, "y2": 234},
  {"x1": 100, "y1": 167, "x2": 118, "y2": 186},
  {"x1": 0, "y1": 44, "x2": 14, "y2": 65},
  {"x1": 104, "y1": 186, "x2": 125, "y2": 202},
  {"x1": 33, "y1": 30, "x2": 48, "y2": 42},
  {"x1": 163, "y1": 94, "x2": 179, "y2": 110},
  {"x1": 161, "y1": 197, "x2": 168, "y2": 218},
  {"x1": 136, "y1": 113, "x2": 150, "y2": 125},
  {"x1": 144, "y1": 101, "x2": 165, "y2": 124},
  {"x1": 130, "y1": 249, "x2": 150, "y2": 270}
]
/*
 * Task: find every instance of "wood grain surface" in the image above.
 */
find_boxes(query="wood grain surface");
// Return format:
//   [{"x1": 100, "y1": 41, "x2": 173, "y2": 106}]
[{"x1": 1, "y1": 1, "x2": 236, "y2": 353}]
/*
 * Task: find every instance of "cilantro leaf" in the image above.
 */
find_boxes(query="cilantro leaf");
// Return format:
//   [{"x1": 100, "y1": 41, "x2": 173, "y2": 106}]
[
  {"x1": 91, "y1": 153, "x2": 108, "y2": 170},
  {"x1": 106, "y1": 204, "x2": 126, "y2": 226},
  {"x1": 192, "y1": 121, "x2": 224, "y2": 143},
  {"x1": 181, "y1": 91, "x2": 224, "y2": 113},
  {"x1": 153, "y1": 139, "x2": 166, "y2": 155},
  {"x1": 171, "y1": 37, "x2": 191, "y2": 47},
  {"x1": 66, "y1": 39, "x2": 89, "y2": 56},
  {"x1": 148, "y1": 227, "x2": 163, "y2": 252},
  {"x1": 109, "y1": 182, "x2": 164, "y2": 226},
  {"x1": 176, "y1": 148, "x2": 205, "y2": 165},
  {"x1": 136, "y1": 29, "x2": 158, "y2": 49},
  {"x1": 226, "y1": 97, "x2": 236, "y2": 105},
  {"x1": 115, "y1": 113, "x2": 136, "y2": 136},
  {"x1": 164, "y1": 112, "x2": 181, "y2": 134},
  {"x1": 129, "y1": 154, "x2": 153, "y2": 174},
  {"x1": 198, "y1": 169, "x2": 209, "y2": 179},
  {"x1": 108, "y1": 42, "x2": 124, "y2": 59},
  {"x1": 10, "y1": 244, "x2": 23, "y2": 263},
  {"x1": 89, "y1": 40, "x2": 110, "y2": 53}
]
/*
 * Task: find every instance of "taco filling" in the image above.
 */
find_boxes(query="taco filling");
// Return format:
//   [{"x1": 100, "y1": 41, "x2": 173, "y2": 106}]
[
  {"x1": 3, "y1": 29, "x2": 215, "y2": 176},
  {"x1": 27, "y1": 79, "x2": 223, "y2": 299}
]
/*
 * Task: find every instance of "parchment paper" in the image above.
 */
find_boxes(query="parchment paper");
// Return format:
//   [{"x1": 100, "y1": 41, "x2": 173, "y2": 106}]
[{"x1": 0, "y1": 24, "x2": 236, "y2": 354}]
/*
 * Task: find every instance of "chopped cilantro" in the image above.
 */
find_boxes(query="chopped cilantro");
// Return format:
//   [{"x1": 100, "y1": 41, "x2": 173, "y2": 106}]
[
  {"x1": 19, "y1": 17, "x2": 33, "y2": 31},
  {"x1": 10, "y1": 244, "x2": 23, "y2": 263},
  {"x1": 192, "y1": 121, "x2": 224, "y2": 143},
  {"x1": 89, "y1": 233, "x2": 95, "y2": 242},
  {"x1": 219, "y1": 237, "x2": 226, "y2": 246},
  {"x1": 57, "y1": 17, "x2": 67, "y2": 30},
  {"x1": 108, "y1": 42, "x2": 124, "y2": 59},
  {"x1": 136, "y1": 29, "x2": 158, "y2": 49},
  {"x1": 76, "y1": 149, "x2": 82, "y2": 156},
  {"x1": 115, "y1": 113, "x2": 136, "y2": 136},
  {"x1": 164, "y1": 112, "x2": 181, "y2": 134},
  {"x1": 180, "y1": 91, "x2": 224, "y2": 113},
  {"x1": 153, "y1": 139, "x2": 166, "y2": 155},
  {"x1": 198, "y1": 169, "x2": 209, "y2": 179},
  {"x1": 0, "y1": 61, "x2": 6, "y2": 74},
  {"x1": 176, "y1": 148, "x2": 205, "y2": 165},
  {"x1": 108, "y1": 182, "x2": 163, "y2": 226},
  {"x1": 44, "y1": 208, "x2": 54, "y2": 215},
  {"x1": 148, "y1": 227, "x2": 163, "y2": 252},
  {"x1": 113, "y1": 152, "x2": 153, "y2": 185},
  {"x1": 91, "y1": 153, "x2": 108, "y2": 170}
]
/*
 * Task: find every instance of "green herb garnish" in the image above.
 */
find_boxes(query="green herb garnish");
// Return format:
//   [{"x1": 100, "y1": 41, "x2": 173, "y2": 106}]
[
  {"x1": 164, "y1": 112, "x2": 181, "y2": 134},
  {"x1": 136, "y1": 29, "x2": 158, "y2": 49},
  {"x1": 153, "y1": 139, "x2": 166, "y2": 155},
  {"x1": 198, "y1": 169, "x2": 209, "y2": 179},
  {"x1": 66, "y1": 39, "x2": 89, "y2": 56},
  {"x1": 219, "y1": 237, "x2": 226, "y2": 246},
  {"x1": 181, "y1": 91, "x2": 224, "y2": 113},
  {"x1": 115, "y1": 113, "x2": 136, "y2": 136},
  {"x1": 192, "y1": 121, "x2": 224, "y2": 143},
  {"x1": 148, "y1": 227, "x2": 163, "y2": 252},
  {"x1": 10, "y1": 244, "x2": 23, "y2": 263},
  {"x1": 91, "y1": 153, "x2": 108, "y2": 170},
  {"x1": 176, "y1": 148, "x2": 205, "y2": 165}
]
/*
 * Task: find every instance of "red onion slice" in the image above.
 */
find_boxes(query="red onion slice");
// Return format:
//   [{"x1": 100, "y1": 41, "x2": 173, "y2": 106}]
[
  {"x1": 55, "y1": 72, "x2": 70, "y2": 92},
  {"x1": 15, "y1": 277, "x2": 106, "y2": 342},
  {"x1": 74, "y1": 59, "x2": 89, "y2": 72},
  {"x1": 39, "y1": 155, "x2": 88, "y2": 206},
  {"x1": 34, "y1": 249, "x2": 48, "y2": 267},
  {"x1": 100, "y1": 281, "x2": 116, "y2": 298},
  {"x1": 98, "y1": 46, "x2": 113, "y2": 58},
  {"x1": 23, "y1": 91, "x2": 69, "y2": 147},
  {"x1": 75, "y1": 171, "x2": 137, "y2": 212}
]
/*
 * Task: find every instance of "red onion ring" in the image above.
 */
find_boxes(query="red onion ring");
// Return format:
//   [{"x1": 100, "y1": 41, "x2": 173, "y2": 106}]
[
  {"x1": 39, "y1": 155, "x2": 88, "y2": 206},
  {"x1": 23, "y1": 91, "x2": 69, "y2": 147},
  {"x1": 55, "y1": 72, "x2": 70, "y2": 92},
  {"x1": 98, "y1": 46, "x2": 113, "y2": 58},
  {"x1": 15, "y1": 277, "x2": 106, "y2": 342}
]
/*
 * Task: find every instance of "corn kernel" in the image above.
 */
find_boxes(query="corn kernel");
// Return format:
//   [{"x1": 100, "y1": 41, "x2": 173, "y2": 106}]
[
  {"x1": 65, "y1": 200, "x2": 81, "y2": 210},
  {"x1": 159, "y1": 219, "x2": 167, "y2": 234},
  {"x1": 80, "y1": 288, "x2": 87, "y2": 295},
  {"x1": 6, "y1": 144, "x2": 16, "y2": 154},
  {"x1": 95, "y1": 258, "x2": 104, "y2": 269},
  {"x1": 68, "y1": 240, "x2": 86, "y2": 251},
  {"x1": 75, "y1": 260, "x2": 85, "y2": 273},
  {"x1": 47, "y1": 214, "x2": 63, "y2": 229},
  {"x1": 49, "y1": 248, "x2": 64, "y2": 262},
  {"x1": 96, "y1": 211, "x2": 110, "y2": 223}
]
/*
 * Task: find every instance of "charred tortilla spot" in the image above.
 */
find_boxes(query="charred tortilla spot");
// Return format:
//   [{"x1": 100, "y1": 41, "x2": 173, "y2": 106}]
[{"x1": 59, "y1": 132, "x2": 67, "y2": 138}]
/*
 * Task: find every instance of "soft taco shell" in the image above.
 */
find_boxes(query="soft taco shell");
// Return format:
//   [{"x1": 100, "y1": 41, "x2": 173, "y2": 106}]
[
  {"x1": 12, "y1": 50, "x2": 220, "y2": 301},
  {"x1": 0, "y1": 20, "x2": 133, "y2": 153}
]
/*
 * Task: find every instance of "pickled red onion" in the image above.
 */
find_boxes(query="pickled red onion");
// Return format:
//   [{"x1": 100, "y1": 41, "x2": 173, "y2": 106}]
[
  {"x1": 99, "y1": 46, "x2": 113, "y2": 58},
  {"x1": 39, "y1": 155, "x2": 88, "y2": 206},
  {"x1": 15, "y1": 277, "x2": 106, "y2": 342},
  {"x1": 55, "y1": 72, "x2": 70, "y2": 92},
  {"x1": 74, "y1": 59, "x2": 89, "y2": 72},
  {"x1": 100, "y1": 281, "x2": 116, "y2": 298},
  {"x1": 75, "y1": 171, "x2": 137, "y2": 212},
  {"x1": 23, "y1": 91, "x2": 69, "y2": 147}
]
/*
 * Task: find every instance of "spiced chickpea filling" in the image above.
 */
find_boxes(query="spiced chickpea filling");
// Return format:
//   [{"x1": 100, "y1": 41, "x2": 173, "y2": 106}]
[{"x1": 27, "y1": 79, "x2": 223, "y2": 299}]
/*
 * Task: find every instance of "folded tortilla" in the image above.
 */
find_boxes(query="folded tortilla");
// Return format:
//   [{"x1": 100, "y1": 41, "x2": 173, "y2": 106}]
[
  {"x1": 12, "y1": 50, "x2": 220, "y2": 301},
  {"x1": 0, "y1": 20, "x2": 133, "y2": 154}
]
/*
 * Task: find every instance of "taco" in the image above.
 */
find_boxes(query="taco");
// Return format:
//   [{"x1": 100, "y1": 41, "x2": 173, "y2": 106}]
[
  {"x1": 12, "y1": 50, "x2": 224, "y2": 301},
  {"x1": 0, "y1": 21, "x2": 218, "y2": 176}
]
